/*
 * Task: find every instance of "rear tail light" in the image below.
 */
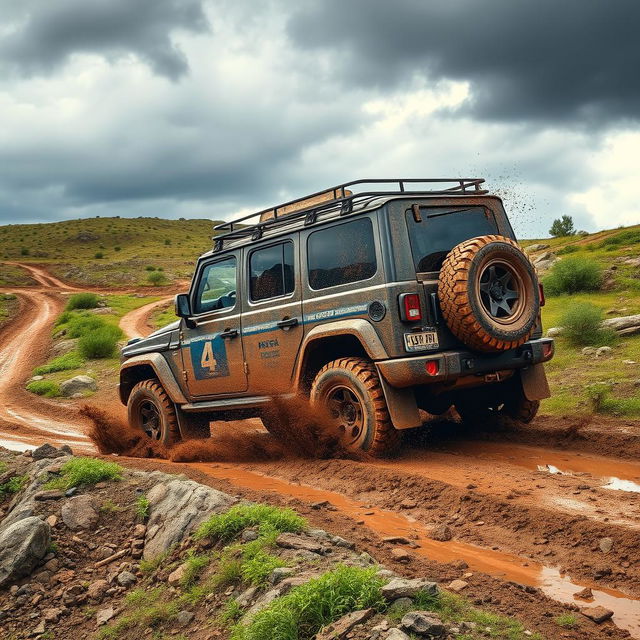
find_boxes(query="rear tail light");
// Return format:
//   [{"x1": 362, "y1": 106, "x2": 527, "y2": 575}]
[
  {"x1": 542, "y1": 341, "x2": 554, "y2": 359},
  {"x1": 539, "y1": 282, "x2": 546, "y2": 307},
  {"x1": 425, "y1": 360, "x2": 439, "y2": 376},
  {"x1": 399, "y1": 293, "x2": 422, "y2": 322}
]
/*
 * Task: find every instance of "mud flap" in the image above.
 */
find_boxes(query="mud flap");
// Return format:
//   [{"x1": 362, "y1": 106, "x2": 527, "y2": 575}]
[
  {"x1": 377, "y1": 368, "x2": 422, "y2": 430},
  {"x1": 520, "y1": 363, "x2": 551, "y2": 401}
]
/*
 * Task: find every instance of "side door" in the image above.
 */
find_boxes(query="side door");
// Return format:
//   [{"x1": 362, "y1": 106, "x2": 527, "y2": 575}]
[
  {"x1": 181, "y1": 253, "x2": 248, "y2": 397},
  {"x1": 241, "y1": 239, "x2": 303, "y2": 394}
]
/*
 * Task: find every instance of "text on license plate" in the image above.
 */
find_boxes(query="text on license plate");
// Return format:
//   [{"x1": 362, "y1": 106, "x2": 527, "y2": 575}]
[{"x1": 404, "y1": 330, "x2": 439, "y2": 352}]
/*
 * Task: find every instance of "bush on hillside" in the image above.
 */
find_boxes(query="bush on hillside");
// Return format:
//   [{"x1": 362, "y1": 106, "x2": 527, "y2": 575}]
[
  {"x1": 148, "y1": 271, "x2": 167, "y2": 286},
  {"x1": 556, "y1": 245, "x2": 579, "y2": 255},
  {"x1": 543, "y1": 256, "x2": 603, "y2": 295},
  {"x1": 33, "y1": 352, "x2": 84, "y2": 375},
  {"x1": 558, "y1": 302, "x2": 616, "y2": 347},
  {"x1": 26, "y1": 380, "x2": 60, "y2": 397},
  {"x1": 66, "y1": 293, "x2": 100, "y2": 310},
  {"x1": 78, "y1": 328, "x2": 120, "y2": 358},
  {"x1": 600, "y1": 229, "x2": 640, "y2": 248}
]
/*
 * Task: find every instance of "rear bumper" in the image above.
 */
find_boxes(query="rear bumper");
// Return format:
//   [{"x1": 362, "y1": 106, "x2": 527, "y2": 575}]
[{"x1": 376, "y1": 338, "x2": 554, "y2": 388}]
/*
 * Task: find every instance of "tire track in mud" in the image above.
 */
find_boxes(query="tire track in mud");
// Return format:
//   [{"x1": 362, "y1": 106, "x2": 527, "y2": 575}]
[
  {"x1": 1, "y1": 265, "x2": 640, "y2": 637},
  {"x1": 119, "y1": 296, "x2": 174, "y2": 340}
]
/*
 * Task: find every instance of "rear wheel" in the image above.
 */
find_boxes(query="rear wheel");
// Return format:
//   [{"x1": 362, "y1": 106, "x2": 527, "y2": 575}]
[
  {"x1": 310, "y1": 357, "x2": 400, "y2": 457},
  {"x1": 128, "y1": 379, "x2": 181, "y2": 446}
]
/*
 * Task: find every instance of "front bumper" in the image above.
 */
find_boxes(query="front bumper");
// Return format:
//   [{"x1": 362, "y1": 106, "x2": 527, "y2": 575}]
[{"x1": 376, "y1": 338, "x2": 554, "y2": 388}]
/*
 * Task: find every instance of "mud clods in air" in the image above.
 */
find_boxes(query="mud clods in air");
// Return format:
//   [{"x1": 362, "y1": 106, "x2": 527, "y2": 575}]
[{"x1": 82, "y1": 397, "x2": 357, "y2": 463}]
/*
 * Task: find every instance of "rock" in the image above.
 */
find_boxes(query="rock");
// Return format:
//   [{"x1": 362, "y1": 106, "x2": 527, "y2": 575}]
[
  {"x1": 595, "y1": 346, "x2": 613, "y2": 358},
  {"x1": 582, "y1": 347, "x2": 596, "y2": 356},
  {"x1": 51, "y1": 339, "x2": 77, "y2": 356},
  {"x1": 331, "y1": 535, "x2": 355, "y2": 549},
  {"x1": 430, "y1": 524, "x2": 453, "y2": 542},
  {"x1": 34, "y1": 490, "x2": 64, "y2": 501},
  {"x1": 382, "y1": 536, "x2": 411, "y2": 545},
  {"x1": 386, "y1": 597, "x2": 414, "y2": 614},
  {"x1": 132, "y1": 524, "x2": 147, "y2": 538},
  {"x1": 524, "y1": 243, "x2": 549, "y2": 253},
  {"x1": 390, "y1": 548, "x2": 411, "y2": 562},
  {"x1": 276, "y1": 533, "x2": 325, "y2": 554},
  {"x1": 0, "y1": 517, "x2": 51, "y2": 587},
  {"x1": 87, "y1": 579, "x2": 109, "y2": 601},
  {"x1": 241, "y1": 529, "x2": 259, "y2": 542},
  {"x1": 447, "y1": 579, "x2": 468, "y2": 592},
  {"x1": 176, "y1": 610, "x2": 194, "y2": 626},
  {"x1": 400, "y1": 611, "x2": 446, "y2": 638},
  {"x1": 599, "y1": 538, "x2": 614, "y2": 554},
  {"x1": 116, "y1": 570, "x2": 136, "y2": 587},
  {"x1": 96, "y1": 606, "x2": 115, "y2": 626},
  {"x1": 32, "y1": 444, "x2": 65, "y2": 461},
  {"x1": 90, "y1": 307, "x2": 114, "y2": 315},
  {"x1": 316, "y1": 608, "x2": 375, "y2": 639},
  {"x1": 623, "y1": 359, "x2": 637, "y2": 365},
  {"x1": 31, "y1": 620, "x2": 46, "y2": 636},
  {"x1": 31, "y1": 375, "x2": 44, "y2": 381},
  {"x1": 534, "y1": 257, "x2": 558, "y2": 271},
  {"x1": 546, "y1": 327, "x2": 562, "y2": 337},
  {"x1": 168, "y1": 564, "x2": 187, "y2": 587},
  {"x1": 236, "y1": 586, "x2": 259, "y2": 607},
  {"x1": 618, "y1": 326, "x2": 640, "y2": 337},
  {"x1": 384, "y1": 629, "x2": 411, "y2": 640},
  {"x1": 270, "y1": 567, "x2": 294, "y2": 584},
  {"x1": 581, "y1": 606, "x2": 614, "y2": 623},
  {"x1": 381, "y1": 578, "x2": 438, "y2": 601},
  {"x1": 244, "y1": 577, "x2": 307, "y2": 620},
  {"x1": 143, "y1": 478, "x2": 233, "y2": 560},
  {"x1": 42, "y1": 607, "x2": 63, "y2": 623},
  {"x1": 60, "y1": 375, "x2": 97, "y2": 397},
  {"x1": 602, "y1": 314, "x2": 640, "y2": 331},
  {"x1": 61, "y1": 495, "x2": 98, "y2": 530},
  {"x1": 574, "y1": 587, "x2": 593, "y2": 600}
]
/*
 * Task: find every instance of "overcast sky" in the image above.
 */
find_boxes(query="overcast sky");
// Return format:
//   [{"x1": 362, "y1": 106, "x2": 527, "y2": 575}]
[{"x1": 1, "y1": 0, "x2": 639, "y2": 238}]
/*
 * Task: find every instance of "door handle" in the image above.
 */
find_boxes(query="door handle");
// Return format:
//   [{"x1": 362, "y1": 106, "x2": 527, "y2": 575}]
[
  {"x1": 277, "y1": 317, "x2": 299, "y2": 329},
  {"x1": 220, "y1": 328, "x2": 239, "y2": 339}
]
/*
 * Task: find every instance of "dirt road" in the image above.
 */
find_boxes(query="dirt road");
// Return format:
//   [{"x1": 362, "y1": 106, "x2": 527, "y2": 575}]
[
  {"x1": 119, "y1": 296, "x2": 173, "y2": 339},
  {"x1": 1, "y1": 264, "x2": 639, "y2": 638}
]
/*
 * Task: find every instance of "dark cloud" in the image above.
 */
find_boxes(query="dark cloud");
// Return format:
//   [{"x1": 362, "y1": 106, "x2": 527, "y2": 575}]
[
  {"x1": 0, "y1": 0, "x2": 209, "y2": 80},
  {"x1": 287, "y1": 0, "x2": 640, "y2": 124}
]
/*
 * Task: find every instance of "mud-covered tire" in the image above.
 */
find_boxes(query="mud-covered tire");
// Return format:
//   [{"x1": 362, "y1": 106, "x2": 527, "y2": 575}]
[
  {"x1": 438, "y1": 235, "x2": 539, "y2": 352},
  {"x1": 128, "y1": 379, "x2": 181, "y2": 446},
  {"x1": 506, "y1": 397, "x2": 539, "y2": 424},
  {"x1": 310, "y1": 357, "x2": 400, "y2": 457}
]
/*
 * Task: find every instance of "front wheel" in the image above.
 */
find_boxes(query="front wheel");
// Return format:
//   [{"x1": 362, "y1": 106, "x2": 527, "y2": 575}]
[
  {"x1": 310, "y1": 357, "x2": 400, "y2": 457},
  {"x1": 128, "y1": 379, "x2": 181, "y2": 446}
]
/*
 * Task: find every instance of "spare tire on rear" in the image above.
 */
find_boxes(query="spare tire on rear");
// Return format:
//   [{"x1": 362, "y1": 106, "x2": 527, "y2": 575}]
[{"x1": 438, "y1": 235, "x2": 539, "y2": 353}]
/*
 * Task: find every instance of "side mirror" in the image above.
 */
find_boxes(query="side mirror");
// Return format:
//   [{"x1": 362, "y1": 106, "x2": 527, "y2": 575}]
[{"x1": 175, "y1": 294, "x2": 191, "y2": 318}]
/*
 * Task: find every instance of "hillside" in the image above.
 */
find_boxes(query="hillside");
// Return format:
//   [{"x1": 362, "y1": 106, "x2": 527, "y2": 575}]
[{"x1": 0, "y1": 217, "x2": 222, "y2": 287}]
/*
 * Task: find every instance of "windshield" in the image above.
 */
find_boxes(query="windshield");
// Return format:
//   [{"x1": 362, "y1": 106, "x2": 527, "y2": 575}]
[{"x1": 405, "y1": 206, "x2": 499, "y2": 271}]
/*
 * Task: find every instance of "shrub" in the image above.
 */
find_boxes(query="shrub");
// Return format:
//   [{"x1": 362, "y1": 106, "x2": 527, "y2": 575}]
[
  {"x1": 34, "y1": 352, "x2": 84, "y2": 375},
  {"x1": 543, "y1": 256, "x2": 603, "y2": 295},
  {"x1": 21, "y1": 247, "x2": 29, "y2": 256},
  {"x1": 0, "y1": 474, "x2": 28, "y2": 495},
  {"x1": 600, "y1": 229, "x2": 640, "y2": 248},
  {"x1": 549, "y1": 215, "x2": 575, "y2": 237},
  {"x1": 556, "y1": 244, "x2": 579, "y2": 255},
  {"x1": 94, "y1": 252, "x2": 104, "y2": 259},
  {"x1": 27, "y1": 380, "x2": 60, "y2": 397},
  {"x1": 135, "y1": 495, "x2": 150, "y2": 520},
  {"x1": 114, "y1": 246, "x2": 121, "y2": 252},
  {"x1": 558, "y1": 302, "x2": 616, "y2": 347},
  {"x1": 66, "y1": 293, "x2": 100, "y2": 310},
  {"x1": 586, "y1": 383, "x2": 611, "y2": 413},
  {"x1": 145, "y1": 265, "x2": 156, "y2": 271},
  {"x1": 78, "y1": 328, "x2": 119, "y2": 358},
  {"x1": 147, "y1": 271, "x2": 167, "y2": 286},
  {"x1": 46, "y1": 457, "x2": 123, "y2": 490}
]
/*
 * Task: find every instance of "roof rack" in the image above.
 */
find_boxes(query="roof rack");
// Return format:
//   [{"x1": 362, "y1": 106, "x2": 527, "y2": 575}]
[{"x1": 212, "y1": 178, "x2": 487, "y2": 251}]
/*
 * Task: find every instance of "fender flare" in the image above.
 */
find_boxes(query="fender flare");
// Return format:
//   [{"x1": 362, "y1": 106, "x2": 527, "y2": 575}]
[{"x1": 119, "y1": 354, "x2": 187, "y2": 405}]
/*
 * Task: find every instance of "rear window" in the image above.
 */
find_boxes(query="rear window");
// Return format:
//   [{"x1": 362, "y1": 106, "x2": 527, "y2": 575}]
[
  {"x1": 307, "y1": 218, "x2": 377, "y2": 290},
  {"x1": 249, "y1": 242, "x2": 295, "y2": 302},
  {"x1": 406, "y1": 206, "x2": 499, "y2": 271}
]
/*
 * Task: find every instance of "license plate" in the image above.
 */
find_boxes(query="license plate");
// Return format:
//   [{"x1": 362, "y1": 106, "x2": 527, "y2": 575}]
[{"x1": 404, "y1": 330, "x2": 439, "y2": 352}]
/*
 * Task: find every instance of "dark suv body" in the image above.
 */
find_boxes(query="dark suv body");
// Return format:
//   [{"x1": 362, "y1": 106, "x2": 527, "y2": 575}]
[{"x1": 119, "y1": 179, "x2": 553, "y2": 456}]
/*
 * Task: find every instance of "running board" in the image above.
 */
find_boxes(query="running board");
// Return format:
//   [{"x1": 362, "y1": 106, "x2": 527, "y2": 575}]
[{"x1": 181, "y1": 394, "x2": 295, "y2": 413}]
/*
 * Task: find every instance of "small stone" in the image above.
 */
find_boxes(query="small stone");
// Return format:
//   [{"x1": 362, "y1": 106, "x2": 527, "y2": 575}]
[
  {"x1": 96, "y1": 606, "x2": 115, "y2": 626},
  {"x1": 384, "y1": 630, "x2": 410, "y2": 640},
  {"x1": 61, "y1": 495, "x2": 98, "y2": 530},
  {"x1": 430, "y1": 524, "x2": 453, "y2": 542},
  {"x1": 32, "y1": 444, "x2": 64, "y2": 461},
  {"x1": 276, "y1": 533, "x2": 324, "y2": 554},
  {"x1": 87, "y1": 579, "x2": 109, "y2": 601},
  {"x1": 386, "y1": 597, "x2": 413, "y2": 614},
  {"x1": 331, "y1": 535, "x2": 355, "y2": 549},
  {"x1": 176, "y1": 610, "x2": 194, "y2": 626},
  {"x1": 448, "y1": 579, "x2": 468, "y2": 592},
  {"x1": 381, "y1": 578, "x2": 438, "y2": 600},
  {"x1": 316, "y1": 608, "x2": 375, "y2": 639},
  {"x1": 390, "y1": 548, "x2": 411, "y2": 563},
  {"x1": 31, "y1": 621, "x2": 46, "y2": 636},
  {"x1": 581, "y1": 606, "x2": 614, "y2": 623},
  {"x1": 574, "y1": 587, "x2": 593, "y2": 600},
  {"x1": 241, "y1": 529, "x2": 259, "y2": 542},
  {"x1": 269, "y1": 567, "x2": 294, "y2": 585},
  {"x1": 65, "y1": 487, "x2": 78, "y2": 497},
  {"x1": 599, "y1": 538, "x2": 614, "y2": 554},
  {"x1": 400, "y1": 500, "x2": 417, "y2": 509},
  {"x1": 46, "y1": 515, "x2": 58, "y2": 528},
  {"x1": 382, "y1": 536, "x2": 411, "y2": 545},
  {"x1": 34, "y1": 490, "x2": 65, "y2": 501},
  {"x1": 60, "y1": 375, "x2": 97, "y2": 397},
  {"x1": 132, "y1": 524, "x2": 147, "y2": 538},
  {"x1": 236, "y1": 586, "x2": 258, "y2": 607},
  {"x1": 116, "y1": 570, "x2": 136, "y2": 587},
  {"x1": 546, "y1": 327, "x2": 562, "y2": 337},
  {"x1": 582, "y1": 347, "x2": 596, "y2": 356},
  {"x1": 168, "y1": 564, "x2": 186, "y2": 587},
  {"x1": 400, "y1": 611, "x2": 446, "y2": 638},
  {"x1": 42, "y1": 607, "x2": 63, "y2": 623},
  {"x1": 595, "y1": 346, "x2": 613, "y2": 358}
]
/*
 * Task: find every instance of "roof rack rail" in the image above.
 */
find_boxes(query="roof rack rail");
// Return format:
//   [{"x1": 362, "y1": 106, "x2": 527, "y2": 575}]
[{"x1": 212, "y1": 178, "x2": 487, "y2": 250}]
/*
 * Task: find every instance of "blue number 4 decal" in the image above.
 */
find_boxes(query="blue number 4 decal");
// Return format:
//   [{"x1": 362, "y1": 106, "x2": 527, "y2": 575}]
[{"x1": 190, "y1": 336, "x2": 229, "y2": 379}]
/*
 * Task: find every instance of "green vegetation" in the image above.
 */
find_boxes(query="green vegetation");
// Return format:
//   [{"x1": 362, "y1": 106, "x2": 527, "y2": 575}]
[
  {"x1": 148, "y1": 271, "x2": 168, "y2": 286},
  {"x1": 33, "y1": 352, "x2": 84, "y2": 375},
  {"x1": 100, "y1": 499, "x2": 123, "y2": 513},
  {"x1": 558, "y1": 302, "x2": 616, "y2": 347},
  {"x1": 0, "y1": 265, "x2": 35, "y2": 287},
  {"x1": 544, "y1": 256, "x2": 603, "y2": 295},
  {"x1": 240, "y1": 549, "x2": 286, "y2": 586},
  {"x1": 65, "y1": 292, "x2": 100, "y2": 310},
  {"x1": 555, "y1": 613, "x2": 578, "y2": 629},
  {"x1": 181, "y1": 552, "x2": 211, "y2": 588},
  {"x1": 599, "y1": 228, "x2": 640, "y2": 248},
  {"x1": 231, "y1": 566, "x2": 385, "y2": 640},
  {"x1": 45, "y1": 457, "x2": 123, "y2": 490},
  {"x1": 135, "y1": 495, "x2": 150, "y2": 520},
  {"x1": 78, "y1": 328, "x2": 120, "y2": 358},
  {"x1": 0, "y1": 474, "x2": 28, "y2": 496},
  {"x1": 26, "y1": 380, "x2": 61, "y2": 397},
  {"x1": 549, "y1": 215, "x2": 576, "y2": 237}
]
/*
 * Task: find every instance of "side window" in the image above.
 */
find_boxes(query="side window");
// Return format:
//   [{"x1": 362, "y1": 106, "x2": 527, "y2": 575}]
[
  {"x1": 195, "y1": 256, "x2": 237, "y2": 314},
  {"x1": 307, "y1": 218, "x2": 377, "y2": 290},
  {"x1": 249, "y1": 242, "x2": 295, "y2": 302}
]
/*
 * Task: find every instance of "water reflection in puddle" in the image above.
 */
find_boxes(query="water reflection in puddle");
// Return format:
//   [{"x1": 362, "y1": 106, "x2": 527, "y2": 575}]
[{"x1": 537, "y1": 463, "x2": 640, "y2": 494}]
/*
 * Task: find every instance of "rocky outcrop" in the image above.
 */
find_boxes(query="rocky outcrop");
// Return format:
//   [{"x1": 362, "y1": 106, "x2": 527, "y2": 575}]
[
  {"x1": 0, "y1": 517, "x2": 51, "y2": 587},
  {"x1": 60, "y1": 375, "x2": 97, "y2": 397}
]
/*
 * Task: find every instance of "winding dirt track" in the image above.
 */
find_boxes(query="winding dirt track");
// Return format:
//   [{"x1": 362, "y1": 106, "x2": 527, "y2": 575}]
[{"x1": 1, "y1": 263, "x2": 640, "y2": 639}]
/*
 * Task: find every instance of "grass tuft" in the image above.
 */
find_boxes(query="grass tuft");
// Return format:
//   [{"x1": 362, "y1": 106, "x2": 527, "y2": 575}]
[
  {"x1": 66, "y1": 293, "x2": 100, "y2": 310},
  {"x1": 555, "y1": 613, "x2": 578, "y2": 629},
  {"x1": 78, "y1": 328, "x2": 120, "y2": 358},
  {"x1": 45, "y1": 457, "x2": 123, "y2": 490},
  {"x1": 135, "y1": 495, "x2": 150, "y2": 520},
  {"x1": 0, "y1": 474, "x2": 29, "y2": 496},
  {"x1": 26, "y1": 380, "x2": 61, "y2": 397},
  {"x1": 558, "y1": 301, "x2": 617, "y2": 347},
  {"x1": 544, "y1": 256, "x2": 603, "y2": 295},
  {"x1": 33, "y1": 352, "x2": 84, "y2": 375},
  {"x1": 181, "y1": 551, "x2": 211, "y2": 588}
]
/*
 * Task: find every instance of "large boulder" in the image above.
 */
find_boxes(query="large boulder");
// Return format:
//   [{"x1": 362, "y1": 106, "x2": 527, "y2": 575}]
[
  {"x1": 61, "y1": 495, "x2": 99, "y2": 530},
  {"x1": 524, "y1": 243, "x2": 549, "y2": 253},
  {"x1": 143, "y1": 478, "x2": 235, "y2": 560},
  {"x1": 60, "y1": 375, "x2": 97, "y2": 397},
  {"x1": 0, "y1": 517, "x2": 51, "y2": 587},
  {"x1": 602, "y1": 314, "x2": 640, "y2": 332}
]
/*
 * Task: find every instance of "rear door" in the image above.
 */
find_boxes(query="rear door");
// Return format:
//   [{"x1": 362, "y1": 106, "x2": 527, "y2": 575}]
[
  {"x1": 241, "y1": 238, "x2": 303, "y2": 394},
  {"x1": 180, "y1": 252, "x2": 248, "y2": 397}
]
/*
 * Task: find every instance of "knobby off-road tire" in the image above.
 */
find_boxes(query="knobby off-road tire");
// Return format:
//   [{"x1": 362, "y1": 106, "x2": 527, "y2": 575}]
[
  {"x1": 438, "y1": 235, "x2": 539, "y2": 353},
  {"x1": 128, "y1": 379, "x2": 181, "y2": 446},
  {"x1": 310, "y1": 357, "x2": 400, "y2": 457}
]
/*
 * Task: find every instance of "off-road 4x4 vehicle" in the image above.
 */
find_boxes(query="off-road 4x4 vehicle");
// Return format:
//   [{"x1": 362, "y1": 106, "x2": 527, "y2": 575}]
[{"x1": 119, "y1": 179, "x2": 554, "y2": 456}]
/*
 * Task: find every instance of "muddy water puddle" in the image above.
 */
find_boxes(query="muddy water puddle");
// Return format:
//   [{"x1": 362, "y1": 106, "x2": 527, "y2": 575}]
[{"x1": 191, "y1": 462, "x2": 640, "y2": 637}]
